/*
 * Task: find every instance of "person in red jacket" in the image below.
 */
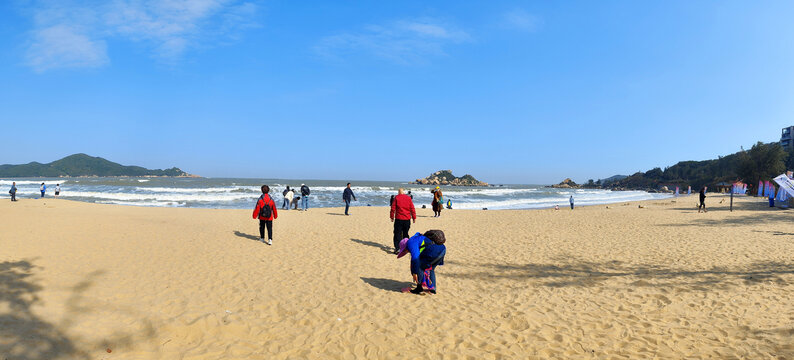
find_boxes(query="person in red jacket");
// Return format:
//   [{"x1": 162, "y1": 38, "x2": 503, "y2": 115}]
[
  {"x1": 253, "y1": 185, "x2": 278, "y2": 245},
  {"x1": 390, "y1": 188, "x2": 416, "y2": 254}
]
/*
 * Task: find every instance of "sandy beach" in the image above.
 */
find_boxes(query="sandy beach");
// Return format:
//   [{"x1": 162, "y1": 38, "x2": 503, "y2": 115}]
[{"x1": 1, "y1": 194, "x2": 793, "y2": 359}]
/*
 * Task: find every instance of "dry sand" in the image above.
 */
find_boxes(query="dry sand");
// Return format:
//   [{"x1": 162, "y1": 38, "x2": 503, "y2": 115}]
[{"x1": 1, "y1": 194, "x2": 793, "y2": 359}]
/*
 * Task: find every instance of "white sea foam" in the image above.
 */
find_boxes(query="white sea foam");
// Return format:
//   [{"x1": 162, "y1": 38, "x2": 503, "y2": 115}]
[
  {"x1": 0, "y1": 180, "x2": 68, "y2": 185},
  {"x1": 61, "y1": 190, "x2": 255, "y2": 203}
]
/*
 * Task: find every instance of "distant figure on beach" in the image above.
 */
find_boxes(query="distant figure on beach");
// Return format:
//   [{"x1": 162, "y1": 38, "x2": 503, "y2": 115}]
[
  {"x1": 253, "y1": 185, "x2": 278, "y2": 245},
  {"x1": 291, "y1": 192, "x2": 300, "y2": 210},
  {"x1": 40, "y1": 183, "x2": 46, "y2": 198},
  {"x1": 446, "y1": 199, "x2": 452, "y2": 209},
  {"x1": 9, "y1": 182, "x2": 16, "y2": 201},
  {"x1": 432, "y1": 186, "x2": 443, "y2": 217},
  {"x1": 569, "y1": 195, "x2": 574, "y2": 210},
  {"x1": 698, "y1": 187, "x2": 707, "y2": 213},
  {"x1": 284, "y1": 187, "x2": 294, "y2": 211},
  {"x1": 554, "y1": 205, "x2": 559, "y2": 210},
  {"x1": 343, "y1": 183, "x2": 357, "y2": 215},
  {"x1": 407, "y1": 190, "x2": 413, "y2": 199},
  {"x1": 397, "y1": 230, "x2": 446, "y2": 294},
  {"x1": 300, "y1": 183, "x2": 310, "y2": 211},
  {"x1": 55, "y1": 184, "x2": 60, "y2": 198},
  {"x1": 282, "y1": 186, "x2": 291, "y2": 209},
  {"x1": 390, "y1": 188, "x2": 416, "y2": 254}
]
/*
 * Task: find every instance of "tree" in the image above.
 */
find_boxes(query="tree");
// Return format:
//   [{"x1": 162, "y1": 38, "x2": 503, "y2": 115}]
[{"x1": 737, "y1": 142, "x2": 786, "y2": 184}]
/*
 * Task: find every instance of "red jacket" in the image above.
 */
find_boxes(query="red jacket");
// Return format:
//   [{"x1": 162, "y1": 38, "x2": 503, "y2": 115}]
[
  {"x1": 390, "y1": 194, "x2": 416, "y2": 220},
  {"x1": 252, "y1": 194, "x2": 278, "y2": 221}
]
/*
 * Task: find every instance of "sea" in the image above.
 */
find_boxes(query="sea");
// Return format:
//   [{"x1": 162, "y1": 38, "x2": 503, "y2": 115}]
[{"x1": 1, "y1": 178, "x2": 673, "y2": 210}]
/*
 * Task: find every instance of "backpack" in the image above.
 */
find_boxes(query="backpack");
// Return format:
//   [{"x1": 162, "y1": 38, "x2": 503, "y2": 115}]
[
  {"x1": 302, "y1": 185, "x2": 310, "y2": 196},
  {"x1": 258, "y1": 195, "x2": 272, "y2": 218},
  {"x1": 282, "y1": 189, "x2": 288, "y2": 196}
]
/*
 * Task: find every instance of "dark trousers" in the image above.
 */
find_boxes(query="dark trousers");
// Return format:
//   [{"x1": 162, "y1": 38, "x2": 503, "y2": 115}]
[
  {"x1": 41, "y1": 191, "x2": 45, "y2": 198},
  {"x1": 259, "y1": 220, "x2": 273, "y2": 240},
  {"x1": 344, "y1": 200, "x2": 351, "y2": 215},
  {"x1": 393, "y1": 219, "x2": 411, "y2": 249},
  {"x1": 10, "y1": 193, "x2": 15, "y2": 201}
]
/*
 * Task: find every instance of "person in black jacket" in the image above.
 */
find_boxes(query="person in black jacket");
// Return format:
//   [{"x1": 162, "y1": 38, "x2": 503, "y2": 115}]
[
  {"x1": 342, "y1": 183, "x2": 356, "y2": 215},
  {"x1": 300, "y1": 183, "x2": 310, "y2": 211},
  {"x1": 698, "y1": 187, "x2": 707, "y2": 213}
]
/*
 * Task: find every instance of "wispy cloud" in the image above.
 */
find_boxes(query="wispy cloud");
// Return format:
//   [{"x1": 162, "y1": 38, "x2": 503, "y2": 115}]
[
  {"x1": 501, "y1": 9, "x2": 541, "y2": 32},
  {"x1": 315, "y1": 18, "x2": 470, "y2": 65},
  {"x1": 23, "y1": 0, "x2": 260, "y2": 72}
]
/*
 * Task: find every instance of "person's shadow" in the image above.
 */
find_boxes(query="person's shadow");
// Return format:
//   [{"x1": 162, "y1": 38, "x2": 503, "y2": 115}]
[
  {"x1": 350, "y1": 238, "x2": 394, "y2": 254},
  {"x1": 233, "y1": 231, "x2": 261, "y2": 242},
  {"x1": 360, "y1": 277, "x2": 412, "y2": 292}
]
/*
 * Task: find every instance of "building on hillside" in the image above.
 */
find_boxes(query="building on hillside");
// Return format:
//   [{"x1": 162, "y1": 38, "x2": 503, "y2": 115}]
[{"x1": 781, "y1": 126, "x2": 794, "y2": 151}]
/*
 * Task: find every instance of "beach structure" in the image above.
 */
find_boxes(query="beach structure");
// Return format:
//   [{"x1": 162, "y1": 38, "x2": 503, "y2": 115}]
[
  {"x1": 715, "y1": 182, "x2": 732, "y2": 193},
  {"x1": 781, "y1": 126, "x2": 794, "y2": 151}
]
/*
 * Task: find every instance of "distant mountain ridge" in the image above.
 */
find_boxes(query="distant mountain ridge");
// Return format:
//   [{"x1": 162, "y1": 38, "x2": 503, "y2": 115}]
[{"x1": 0, "y1": 154, "x2": 197, "y2": 177}]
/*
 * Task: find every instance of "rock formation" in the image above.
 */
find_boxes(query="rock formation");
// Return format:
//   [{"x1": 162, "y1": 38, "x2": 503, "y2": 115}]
[
  {"x1": 551, "y1": 178, "x2": 579, "y2": 188},
  {"x1": 413, "y1": 170, "x2": 488, "y2": 186}
]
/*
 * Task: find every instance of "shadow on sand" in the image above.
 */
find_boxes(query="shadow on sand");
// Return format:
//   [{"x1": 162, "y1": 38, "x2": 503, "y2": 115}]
[
  {"x1": 325, "y1": 212, "x2": 348, "y2": 216},
  {"x1": 360, "y1": 277, "x2": 412, "y2": 292},
  {"x1": 0, "y1": 259, "x2": 82, "y2": 359},
  {"x1": 350, "y1": 238, "x2": 394, "y2": 254},
  {"x1": 233, "y1": 230, "x2": 261, "y2": 242},
  {"x1": 0, "y1": 260, "x2": 159, "y2": 359},
  {"x1": 446, "y1": 257, "x2": 794, "y2": 291}
]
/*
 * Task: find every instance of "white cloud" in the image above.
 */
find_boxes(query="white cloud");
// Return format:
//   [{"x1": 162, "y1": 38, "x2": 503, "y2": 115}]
[
  {"x1": 502, "y1": 9, "x2": 541, "y2": 32},
  {"x1": 23, "y1": 0, "x2": 260, "y2": 71},
  {"x1": 27, "y1": 24, "x2": 109, "y2": 72},
  {"x1": 315, "y1": 18, "x2": 470, "y2": 65}
]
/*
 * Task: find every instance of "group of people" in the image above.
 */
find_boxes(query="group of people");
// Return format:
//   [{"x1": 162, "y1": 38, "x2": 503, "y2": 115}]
[
  {"x1": 252, "y1": 183, "x2": 447, "y2": 295},
  {"x1": 281, "y1": 184, "x2": 311, "y2": 211},
  {"x1": 7, "y1": 182, "x2": 60, "y2": 201},
  {"x1": 388, "y1": 186, "x2": 446, "y2": 294}
]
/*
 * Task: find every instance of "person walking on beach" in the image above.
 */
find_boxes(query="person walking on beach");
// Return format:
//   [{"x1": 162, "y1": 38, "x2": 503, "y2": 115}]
[
  {"x1": 253, "y1": 185, "x2": 278, "y2": 245},
  {"x1": 698, "y1": 187, "x2": 707, "y2": 213},
  {"x1": 390, "y1": 188, "x2": 416, "y2": 254},
  {"x1": 9, "y1": 182, "x2": 17, "y2": 201},
  {"x1": 300, "y1": 183, "x2": 310, "y2": 211},
  {"x1": 282, "y1": 186, "x2": 291, "y2": 209},
  {"x1": 40, "y1": 183, "x2": 46, "y2": 198},
  {"x1": 55, "y1": 184, "x2": 60, "y2": 198},
  {"x1": 569, "y1": 195, "x2": 574, "y2": 210},
  {"x1": 343, "y1": 183, "x2": 356, "y2": 215},
  {"x1": 432, "y1": 187, "x2": 443, "y2": 217}
]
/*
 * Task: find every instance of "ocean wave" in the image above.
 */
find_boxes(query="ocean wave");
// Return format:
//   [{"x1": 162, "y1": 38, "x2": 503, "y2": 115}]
[
  {"x1": 0, "y1": 180, "x2": 69, "y2": 185},
  {"x1": 61, "y1": 190, "x2": 256, "y2": 203}
]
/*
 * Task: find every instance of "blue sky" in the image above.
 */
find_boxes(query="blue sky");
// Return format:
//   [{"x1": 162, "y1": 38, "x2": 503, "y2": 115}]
[{"x1": 1, "y1": 1, "x2": 793, "y2": 184}]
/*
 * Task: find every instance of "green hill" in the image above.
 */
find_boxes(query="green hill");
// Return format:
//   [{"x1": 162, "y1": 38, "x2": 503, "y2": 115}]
[
  {"x1": 604, "y1": 142, "x2": 787, "y2": 191},
  {"x1": 0, "y1": 154, "x2": 195, "y2": 177}
]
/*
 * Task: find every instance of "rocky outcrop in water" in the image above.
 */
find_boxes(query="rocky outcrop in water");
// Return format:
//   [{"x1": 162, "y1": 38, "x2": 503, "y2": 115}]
[
  {"x1": 551, "y1": 178, "x2": 579, "y2": 188},
  {"x1": 414, "y1": 170, "x2": 488, "y2": 186}
]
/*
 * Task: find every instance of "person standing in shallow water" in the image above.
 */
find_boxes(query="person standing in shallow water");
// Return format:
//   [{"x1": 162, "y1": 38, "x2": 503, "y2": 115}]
[
  {"x1": 342, "y1": 183, "x2": 357, "y2": 215},
  {"x1": 40, "y1": 183, "x2": 46, "y2": 198},
  {"x1": 569, "y1": 195, "x2": 574, "y2": 210},
  {"x1": 698, "y1": 187, "x2": 707, "y2": 213},
  {"x1": 253, "y1": 185, "x2": 278, "y2": 245}
]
